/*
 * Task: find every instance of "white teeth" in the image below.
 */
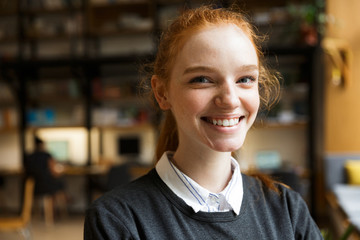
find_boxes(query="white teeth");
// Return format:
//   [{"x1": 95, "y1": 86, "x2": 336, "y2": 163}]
[{"x1": 208, "y1": 118, "x2": 240, "y2": 127}]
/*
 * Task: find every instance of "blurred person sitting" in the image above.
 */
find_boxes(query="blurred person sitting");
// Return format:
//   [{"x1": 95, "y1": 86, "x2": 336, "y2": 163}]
[{"x1": 24, "y1": 136, "x2": 67, "y2": 225}]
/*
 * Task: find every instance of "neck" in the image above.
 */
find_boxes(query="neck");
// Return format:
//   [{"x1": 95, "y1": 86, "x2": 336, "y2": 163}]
[{"x1": 172, "y1": 143, "x2": 233, "y2": 193}]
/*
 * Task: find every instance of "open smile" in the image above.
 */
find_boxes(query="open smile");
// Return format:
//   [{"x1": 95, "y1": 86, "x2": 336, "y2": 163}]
[{"x1": 201, "y1": 116, "x2": 245, "y2": 127}]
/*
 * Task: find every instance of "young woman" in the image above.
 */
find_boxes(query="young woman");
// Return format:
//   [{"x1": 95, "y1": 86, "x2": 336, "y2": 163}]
[{"x1": 84, "y1": 6, "x2": 323, "y2": 239}]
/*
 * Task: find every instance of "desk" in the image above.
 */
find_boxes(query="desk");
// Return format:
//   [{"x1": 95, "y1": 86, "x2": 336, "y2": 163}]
[
  {"x1": 64, "y1": 165, "x2": 109, "y2": 176},
  {"x1": 63, "y1": 164, "x2": 152, "y2": 207},
  {"x1": 62, "y1": 165, "x2": 109, "y2": 210},
  {"x1": 0, "y1": 165, "x2": 109, "y2": 214},
  {"x1": 334, "y1": 185, "x2": 360, "y2": 236},
  {"x1": 327, "y1": 184, "x2": 360, "y2": 240},
  {"x1": 0, "y1": 169, "x2": 23, "y2": 177},
  {"x1": 0, "y1": 165, "x2": 110, "y2": 177},
  {"x1": 0, "y1": 164, "x2": 152, "y2": 213}
]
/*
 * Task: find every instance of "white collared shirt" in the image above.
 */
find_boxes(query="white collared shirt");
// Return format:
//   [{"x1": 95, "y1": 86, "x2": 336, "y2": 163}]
[{"x1": 155, "y1": 151, "x2": 243, "y2": 215}]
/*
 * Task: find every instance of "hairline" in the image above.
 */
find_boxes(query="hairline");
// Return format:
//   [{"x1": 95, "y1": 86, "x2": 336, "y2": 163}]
[{"x1": 160, "y1": 22, "x2": 261, "y2": 86}]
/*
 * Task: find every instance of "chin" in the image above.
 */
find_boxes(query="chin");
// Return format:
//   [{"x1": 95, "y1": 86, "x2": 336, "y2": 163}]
[{"x1": 207, "y1": 139, "x2": 245, "y2": 153}]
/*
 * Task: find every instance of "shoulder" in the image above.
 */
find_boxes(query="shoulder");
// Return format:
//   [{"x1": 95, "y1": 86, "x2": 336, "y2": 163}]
[
  {"x1": 93, "y1": 169, "x2": 157, "y2": 204},
  {"x1": 242, "y1": 173, "x2": 305, "y2": 210},
  {"x1": 242, "y1": 173, "x2": 308, "y2": 225},
  {"x1": 242, "y1": 172, "x2": 299, "y2": 196},
  {"x1": 84, "y1": 169, "x2": 169, "y2": 239},
  {"x1": 242, "y1": 174, "x2": 323, "y2": 239},
  {"x1": 86, "y1": 169, "x2": 164, "y2": 218}
]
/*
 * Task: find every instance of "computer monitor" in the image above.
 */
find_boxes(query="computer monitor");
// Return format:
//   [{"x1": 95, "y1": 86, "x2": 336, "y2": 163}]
[
  {"x1": 117, "y1": 136, "x2": 140, "y2": 157},
  {"x1": 46, "y1": 140, "x2": 69, "y2": 162}
]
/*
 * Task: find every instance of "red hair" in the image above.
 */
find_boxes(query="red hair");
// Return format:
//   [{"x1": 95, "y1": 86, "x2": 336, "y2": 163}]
[
  {"x1": 140, "y1": 6, "x2": 280, "y2": 159},
  {"x1": 140, "y1": 5, "x2": 282, "y2": 193}
]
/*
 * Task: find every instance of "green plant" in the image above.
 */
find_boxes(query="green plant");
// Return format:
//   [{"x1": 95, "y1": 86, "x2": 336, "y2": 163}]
[
  {"x1": 320, "y1": 225, "x2": 356, "y2": 240},
  {"x1": 321, "y1": 229, "x2": 333, "y2": 240},
  {"x1": 287, "y1": 0, "x2": 328, "y2": 37}
]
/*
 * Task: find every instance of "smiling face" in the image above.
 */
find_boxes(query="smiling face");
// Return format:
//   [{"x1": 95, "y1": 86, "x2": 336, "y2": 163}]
[{"x1": 155, "y1": 24, "x2": 260, "y2": 153}]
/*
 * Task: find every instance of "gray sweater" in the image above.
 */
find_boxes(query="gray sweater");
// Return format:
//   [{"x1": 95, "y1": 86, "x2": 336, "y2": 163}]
[{"x1": 84, "y1": 169, "x2": 323, "y2": 239}]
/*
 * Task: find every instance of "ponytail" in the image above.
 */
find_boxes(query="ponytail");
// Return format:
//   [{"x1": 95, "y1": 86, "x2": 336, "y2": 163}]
[{"x1": 155, "y1": 111, "x2": 178, "y2": 160}]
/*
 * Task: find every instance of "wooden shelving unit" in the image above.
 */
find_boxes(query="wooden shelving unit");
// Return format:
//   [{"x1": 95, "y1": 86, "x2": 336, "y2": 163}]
[{"x1": 0, "y1": 0, "x2": 325, "y2": 218}]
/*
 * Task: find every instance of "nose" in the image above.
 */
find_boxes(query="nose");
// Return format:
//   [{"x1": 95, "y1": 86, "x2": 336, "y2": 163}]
[{"x1": 214, "y1": 81, "x2": 239, "y2": 109}]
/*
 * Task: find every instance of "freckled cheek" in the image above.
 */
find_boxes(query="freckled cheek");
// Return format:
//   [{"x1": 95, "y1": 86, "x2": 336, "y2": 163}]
[
  {"x1": 181, "y1": 95, "x2": 205, "y2": 117},
  {"x1": 245, "y1": 92, "x2": 260, "y2": 117},
  {"x1": 171, "y1": 92, "x2": 204, "y2": 120}
]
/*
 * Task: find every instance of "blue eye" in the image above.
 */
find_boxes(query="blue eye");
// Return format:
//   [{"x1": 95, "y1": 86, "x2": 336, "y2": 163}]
[
  {"x1": 190, "y1": 76, "x2": 211, "y2": 83},
  {"x1": 238, "y1": 76, "x2": 256, "y2": 84}
]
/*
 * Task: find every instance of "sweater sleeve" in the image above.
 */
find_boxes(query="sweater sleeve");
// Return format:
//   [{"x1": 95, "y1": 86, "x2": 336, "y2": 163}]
[
  {"x1": 83, "y1": 202, "x2": 133, "y2": 240},
  {"x1": 284, "y1": 188, "x2": 324, "y2": 240}
]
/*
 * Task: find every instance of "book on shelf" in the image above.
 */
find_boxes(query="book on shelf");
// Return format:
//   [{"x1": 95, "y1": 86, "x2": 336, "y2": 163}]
[
  {"x1": 21, "y1": 0, "x2": 82, "y2": 10},
  {"x1": 0, "y1": 108, "x2": 18, "y2": 129}
]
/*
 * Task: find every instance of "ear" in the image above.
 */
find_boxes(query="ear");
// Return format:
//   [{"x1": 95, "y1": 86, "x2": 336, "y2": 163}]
[{"x1": 151, "y1": 75, "x2": 171, "y2": 110}]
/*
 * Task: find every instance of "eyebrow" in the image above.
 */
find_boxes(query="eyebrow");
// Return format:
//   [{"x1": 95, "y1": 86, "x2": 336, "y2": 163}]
[{"x1": 183, "y1": 64, "x2": 259, "y2": 75}]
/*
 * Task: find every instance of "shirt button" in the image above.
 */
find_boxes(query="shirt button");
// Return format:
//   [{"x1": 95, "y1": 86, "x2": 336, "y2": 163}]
[{"x1": 209, "y1": 196, "x2": 217, "y2": 204}]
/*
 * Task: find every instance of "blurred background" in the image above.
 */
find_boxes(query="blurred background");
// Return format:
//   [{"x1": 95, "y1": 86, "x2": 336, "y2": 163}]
[{"x1": 0, "y1": 0, "x2": 359, "y2": 239}]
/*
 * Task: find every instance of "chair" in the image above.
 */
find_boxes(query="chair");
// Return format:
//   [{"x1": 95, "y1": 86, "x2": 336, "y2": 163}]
[
  {"x1": 0, "y1": 177, "x2": 35, "y2": 240},
  {"x1": 34, "y1": 190, "x2": 67, "y2": 227},
  {"x1": 106, "y1": 164, "x2": 132, "y2": 191},
  {"x1": 89, "y1": 163, "x2": 135, "y2": 201}
]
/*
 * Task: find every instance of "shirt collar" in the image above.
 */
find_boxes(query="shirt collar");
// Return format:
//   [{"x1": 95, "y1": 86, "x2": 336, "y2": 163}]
[{"x1": 156, "y1": 151, "x2": 243, "y2": 215}]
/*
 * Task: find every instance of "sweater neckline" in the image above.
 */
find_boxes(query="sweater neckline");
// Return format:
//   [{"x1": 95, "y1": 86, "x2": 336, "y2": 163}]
[{"x1": 149, "y1": 169, "x2": 248, "y2": 223}]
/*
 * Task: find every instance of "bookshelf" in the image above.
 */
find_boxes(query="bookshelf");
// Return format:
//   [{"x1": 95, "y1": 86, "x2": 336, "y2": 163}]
[
  {"x1": 0, "y1": 80, "x2": 18, "y2": 132},
  {"x1": 0, "y1": 0, "x2": 324, "y2": 217}
]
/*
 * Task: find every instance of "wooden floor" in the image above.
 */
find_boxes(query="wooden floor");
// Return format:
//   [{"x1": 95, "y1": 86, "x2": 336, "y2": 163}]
[{"x1": 0, "y1": 214, "x2": 84, "y2": 240}]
